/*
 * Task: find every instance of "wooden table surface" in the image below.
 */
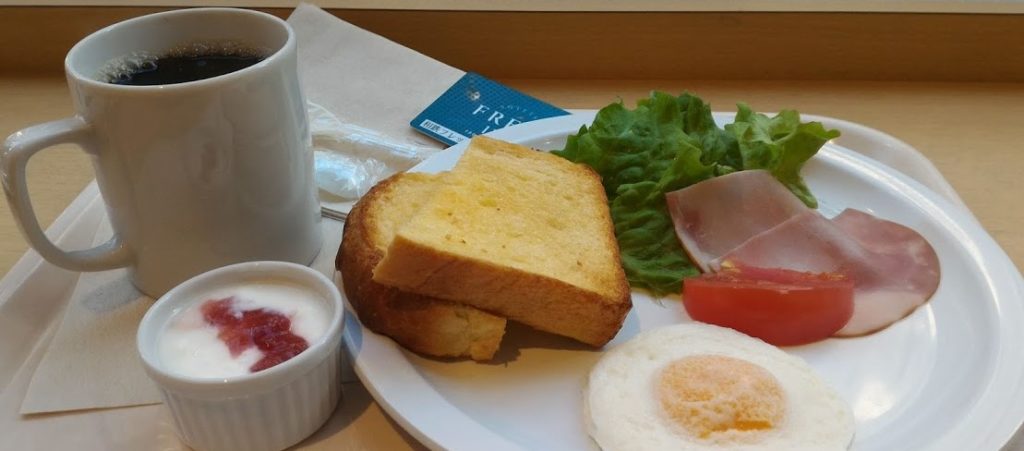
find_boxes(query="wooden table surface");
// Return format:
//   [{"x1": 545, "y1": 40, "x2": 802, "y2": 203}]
[
  {"x1": 2, "y1": 76, "x2": 1022, "y2": 275},
  {"x1": 1, "y1": 75, "x2": 1022, "y2": 450}
]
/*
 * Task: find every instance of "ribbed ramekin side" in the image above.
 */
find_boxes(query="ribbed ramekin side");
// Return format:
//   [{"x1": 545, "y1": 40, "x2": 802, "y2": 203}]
[{"x1": 158, "y1": 344, "x2": 342, "y2": 451}]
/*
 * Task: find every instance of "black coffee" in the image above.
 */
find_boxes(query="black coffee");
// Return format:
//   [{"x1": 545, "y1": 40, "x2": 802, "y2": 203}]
[
  {"x1": 107, "y1": 53, "x2": 265, "y2": 86},
  {"x1": 102, "y1": 42, "x2": 269, "y2": 86}
]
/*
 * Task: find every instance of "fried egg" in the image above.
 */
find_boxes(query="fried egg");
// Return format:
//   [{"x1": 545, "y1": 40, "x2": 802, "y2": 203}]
[{"x1": 584, "y1": 323, "x2": 854, "y2": 451}]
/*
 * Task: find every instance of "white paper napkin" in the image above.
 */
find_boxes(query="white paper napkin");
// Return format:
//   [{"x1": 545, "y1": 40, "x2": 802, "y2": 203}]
[
  {"x1": 289, "y1": 3, "x2": 465, "y2": 218},
  {"x1": 289, "y1": 3, "x2": 461, "y2": 150},
  {"x1": 20, "y1": 219, "x2": 159, "y2": 414}
]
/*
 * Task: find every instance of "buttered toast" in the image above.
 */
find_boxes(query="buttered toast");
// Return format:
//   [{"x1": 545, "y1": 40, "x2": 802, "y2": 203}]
[
  {"x1": 372, "y1": 136, "x2": 632, "y2": 347},
  {"x1": 337, "y1": 172, "x2": 506, "y2": 361}
]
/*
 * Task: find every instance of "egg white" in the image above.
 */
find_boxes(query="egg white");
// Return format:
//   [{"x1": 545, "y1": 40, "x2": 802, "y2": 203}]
[{"x1": 584, "y1": 323, "x2": 854, "y2": 451}]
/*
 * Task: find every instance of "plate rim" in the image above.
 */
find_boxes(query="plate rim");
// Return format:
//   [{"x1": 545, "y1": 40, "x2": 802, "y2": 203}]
[{"x1": 341, "y1": 111, "x2": 1024, "y2": 451}]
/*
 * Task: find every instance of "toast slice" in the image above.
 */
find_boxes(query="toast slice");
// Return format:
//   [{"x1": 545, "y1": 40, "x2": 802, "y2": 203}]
[
  {"x1": 337, "y1": 172, "x2": 506, "y2": 361},
  {"x1": 373, "y1": 136, "x2": 632, "y2": 347}
]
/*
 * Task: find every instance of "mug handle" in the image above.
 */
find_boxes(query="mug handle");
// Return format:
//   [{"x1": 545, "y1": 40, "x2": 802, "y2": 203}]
[{"x1": 2, "y1": 116, "x2": 133, "y2": 271}]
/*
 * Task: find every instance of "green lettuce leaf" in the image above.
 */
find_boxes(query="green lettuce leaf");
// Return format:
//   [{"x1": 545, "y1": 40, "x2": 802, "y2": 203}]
[
  {"x1": 725, "y1": 104, "x2": 840, "y2": 208},
  {"x1": 554, "y1": 92, "x2": 837, "y2": 295}
]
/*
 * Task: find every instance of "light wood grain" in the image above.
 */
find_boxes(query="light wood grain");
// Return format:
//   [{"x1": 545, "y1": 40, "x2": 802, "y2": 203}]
[
  {"x1": 3, "y1": 7, "x2": 1024, "y2": 82},
  {"x1": 3, "y1": 0, "x2": 1024, "y2": 14},
  {"x1": 2, "y1": 76, "x2": 1021, "y2": 276}
]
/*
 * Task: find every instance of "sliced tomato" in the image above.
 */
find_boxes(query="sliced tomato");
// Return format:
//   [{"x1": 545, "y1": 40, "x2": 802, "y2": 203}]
[{"x1": 682, "y1": 266, "x2": 854, "y2": 346}]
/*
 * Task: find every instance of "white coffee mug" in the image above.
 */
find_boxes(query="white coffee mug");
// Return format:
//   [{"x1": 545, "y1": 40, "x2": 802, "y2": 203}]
[{"x1": 1, "y1": 8, "x2": 322, "y2": 297}]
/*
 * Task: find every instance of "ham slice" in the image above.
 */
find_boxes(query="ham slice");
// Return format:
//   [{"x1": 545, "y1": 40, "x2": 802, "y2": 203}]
[
  {"x1": 667, "y1": 170, "x2": 941, "y2": 337},
  {"x1": 665, "y1": 170, "x2": 807, "y2": 272},
  {"x1": 831, "y1": 209, "x2": 941, "y2": 335},
  {"x1": 832, "y1": 208, "x2": 941, "y2": 301},
  {"x1": 712, "y1": 209, "x2": 940, "y2": 336}
]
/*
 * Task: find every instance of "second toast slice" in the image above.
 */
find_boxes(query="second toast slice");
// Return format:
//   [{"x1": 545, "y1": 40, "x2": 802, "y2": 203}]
[{"x1": 338, "y1": 172, "x2": 506, "y2": 361}]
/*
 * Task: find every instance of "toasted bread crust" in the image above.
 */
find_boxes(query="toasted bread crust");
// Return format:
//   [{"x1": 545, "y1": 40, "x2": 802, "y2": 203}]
[
  {"x1": 337, "y1": 173, "x2": 506, "y2": 361},
  {"x1": 373, "y1": 137, "x2": 632, "y2": 347}
]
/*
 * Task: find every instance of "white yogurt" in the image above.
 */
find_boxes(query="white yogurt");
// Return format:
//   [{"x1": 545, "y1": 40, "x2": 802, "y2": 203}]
[{"x1": 158, "y1": 281, "x2": 330, "y2": 378}]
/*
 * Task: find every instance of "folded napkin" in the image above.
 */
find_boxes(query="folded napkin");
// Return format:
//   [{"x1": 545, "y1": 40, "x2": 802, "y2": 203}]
[
  {"x1": 20, "y1": 219, "x2": 159, "y2": 414},
  {"x1": 0, "y1": 192, "x2": 103, "y2": 395},
  {"x1": 289, "y1": 4, "x2": 464, "y2": 217},
  {"x1": 289, "y1": 3, "x2": 461, "y2": 152}
]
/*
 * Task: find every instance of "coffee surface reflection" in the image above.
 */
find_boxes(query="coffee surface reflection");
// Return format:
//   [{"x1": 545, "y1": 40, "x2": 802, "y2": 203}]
[
  {"x1": 108, "y1": 54, "x2": 265, "y2": 86},
  {"x1": 103, "y1": 42, "x2": 268, "y2": 86}
]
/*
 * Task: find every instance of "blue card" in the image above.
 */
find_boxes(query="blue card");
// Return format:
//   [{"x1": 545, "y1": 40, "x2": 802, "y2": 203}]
[{"x1": 411, "y1": 72, "x2": 570, "y2": 146}]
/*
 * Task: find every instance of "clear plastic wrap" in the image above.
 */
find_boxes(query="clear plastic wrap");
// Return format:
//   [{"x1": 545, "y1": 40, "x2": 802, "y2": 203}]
[{"x1": 308, "y1": 102, "x2": 440, "y2": 201}]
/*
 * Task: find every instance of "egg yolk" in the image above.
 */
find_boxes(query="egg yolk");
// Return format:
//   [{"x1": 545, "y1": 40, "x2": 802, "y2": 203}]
[{"x1": 657, "y1": 354, "x2": 786, "y2": 439}]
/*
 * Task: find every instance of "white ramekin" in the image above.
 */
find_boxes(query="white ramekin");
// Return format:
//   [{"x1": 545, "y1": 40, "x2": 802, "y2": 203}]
[{"x1": 137, "y1": 261, "x2": 344, "y2": 451}]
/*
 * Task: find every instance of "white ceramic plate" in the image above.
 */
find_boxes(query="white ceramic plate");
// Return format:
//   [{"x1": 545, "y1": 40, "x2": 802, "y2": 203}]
[{"x1": 341, "y1": 112, "x2": 1024, "y2": 451}]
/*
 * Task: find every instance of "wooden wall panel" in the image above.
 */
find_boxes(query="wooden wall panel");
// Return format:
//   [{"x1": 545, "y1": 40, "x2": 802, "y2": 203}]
[{"x1": 1, "y1": 7, "x2": 1021, "y2": 81}]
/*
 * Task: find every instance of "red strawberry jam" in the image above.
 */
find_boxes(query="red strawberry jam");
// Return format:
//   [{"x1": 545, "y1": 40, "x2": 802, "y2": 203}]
[{"x1": 200, "y1": 297, "x2": 309, "y2": 373}]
